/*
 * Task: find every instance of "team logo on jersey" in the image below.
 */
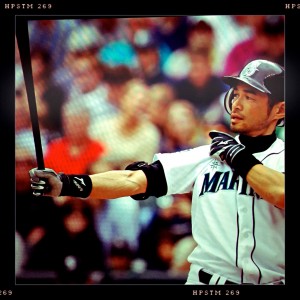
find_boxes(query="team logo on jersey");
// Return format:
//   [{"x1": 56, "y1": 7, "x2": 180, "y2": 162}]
[
  {"x1": 210, "y1": 160, "x2": 220, "y2": 170},
  {"x1": 241, "y1": 60, "x2": 261, "y2": 77}
]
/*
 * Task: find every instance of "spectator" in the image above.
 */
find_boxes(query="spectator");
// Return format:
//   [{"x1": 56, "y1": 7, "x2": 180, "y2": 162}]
[
  {"x1": 173, "y1": 53, "x2": 228, "y2": 118},
  {"x1": 44, "y1": 102, "x2": 106, "y2": 174},
  {"x1": 132, "y1": 29, "x2": 171, "y2": 85},
  {"x1": 147, "y1": 82, "x2": 175, "y2": 136},
  {"x1": 223, "y1": 15, "x2": 284, "y2": 76},
  {"x1": 66, "y1": 23, "x2": 104, "y2": 59},
  {"x1": 107, "y1": 240, "x2": 135, "y2": 271},
  {"x1": 55, "y1": 199, "x2": 107, "y2": 283},
  {"x1": 138, "y1": 193, "x2": 192, "y2": 271},
  {"x1": 89, "y1": 79, "x2": 161, "y2": 170},
  {"x1": 163, "y1": 19, "x2": 215, "y2": 81},
  {"x1": 90, "y1": 18, "x2": 126, "y2": 43},
  {"x1": 102, "y1": 64, "x2": 134, "y2": 111},
  {"x1": 153, "y1": 16, "x2": 189, "y2": 52},
  {"x1": 161, "y1": 100, "x2": 208, "y2": 153},
  {"x1": 24, "y1": 198, "x2": 106, "y2": 284},
  {"x1": 57, "y1": 23, "x2": 106, "y2": 99},
  {"x1": 30, "y1": 46, "x2": 67, "y2": 136},
  {"x1": 93, "y1": 196, "x2": 141, "y2": 261},
  {"x1": 187, "y1": 15, "x2": 256, "y2": 75},
  {"x1": 28, "y1": 19, "x2": 79, "y2": 70},
  {"x1": 97, "y1": 16, "x2": 155, "y2": 70}
]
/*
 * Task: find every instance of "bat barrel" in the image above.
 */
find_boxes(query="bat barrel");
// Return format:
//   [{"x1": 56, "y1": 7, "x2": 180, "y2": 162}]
[{"x1": 16, "y1": 17, "x2": 45, "y2": 170}]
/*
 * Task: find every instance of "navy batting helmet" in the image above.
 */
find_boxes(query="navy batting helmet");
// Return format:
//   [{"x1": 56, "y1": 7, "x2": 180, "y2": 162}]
[{"x1": 223, "y1": 59, "x2": 285, "y2": 126}]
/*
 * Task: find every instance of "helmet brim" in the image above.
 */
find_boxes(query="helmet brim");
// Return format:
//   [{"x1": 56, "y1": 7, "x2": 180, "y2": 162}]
[{"x1": 222, "y1": 76, "x2": 271, "y2": 94}]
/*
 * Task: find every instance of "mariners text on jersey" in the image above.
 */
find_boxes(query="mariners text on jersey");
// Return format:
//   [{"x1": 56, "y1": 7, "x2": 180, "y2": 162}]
[{"x1": 199, "y1": 171, "x2": 258, "y2": 198}]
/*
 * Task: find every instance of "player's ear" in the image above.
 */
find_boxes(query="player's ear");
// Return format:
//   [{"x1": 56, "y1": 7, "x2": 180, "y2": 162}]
[{"x1": 273, "y1": 101, "x2": 285, "y2": 122}]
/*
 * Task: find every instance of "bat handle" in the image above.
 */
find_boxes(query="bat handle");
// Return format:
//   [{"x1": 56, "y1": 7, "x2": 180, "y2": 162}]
[
  {"x1": 37, "y1": 160, "x2": 45, "y2": 170},
  {"x1": 32, "y1": 123, "x2": 45, "y2": 170}
]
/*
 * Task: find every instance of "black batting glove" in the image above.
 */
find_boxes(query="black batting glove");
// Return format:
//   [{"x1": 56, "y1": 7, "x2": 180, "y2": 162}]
[
  {"x1": 209, "y1": 130, "x2": 262, "y2": 179},
  {"x1": 209, "y1": 131, "x2": 245, "y2": 165},
  {"x1": 29, "y1": 168, "x2": 63, "y2": 197},
  {"x1": 29, "y1": 168, "x2": 93, "y2": 198}
]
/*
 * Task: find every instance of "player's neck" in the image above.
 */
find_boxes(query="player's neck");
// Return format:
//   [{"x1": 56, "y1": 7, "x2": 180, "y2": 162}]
[{"x1": 239, "y1": 131, "x2": 276, "y2": 153}]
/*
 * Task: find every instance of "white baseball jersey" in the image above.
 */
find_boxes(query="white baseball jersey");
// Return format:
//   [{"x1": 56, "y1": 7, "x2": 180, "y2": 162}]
[{"x1": 153, "y1": 135, "x2": 285, "y2": 284}]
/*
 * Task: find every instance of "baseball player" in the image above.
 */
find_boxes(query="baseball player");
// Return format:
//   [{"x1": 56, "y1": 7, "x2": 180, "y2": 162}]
[{"x1": 29, "y1": 59, "x2": 285, "y2": 285}]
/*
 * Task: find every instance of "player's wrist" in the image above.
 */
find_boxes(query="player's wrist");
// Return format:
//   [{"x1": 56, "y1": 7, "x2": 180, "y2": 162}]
[
  {"x1": 231, "y1": 150, "x2": 262, "y2": 179},
  {"x1": 59, "y1": 173, "x2": 92, "y2": 198}
]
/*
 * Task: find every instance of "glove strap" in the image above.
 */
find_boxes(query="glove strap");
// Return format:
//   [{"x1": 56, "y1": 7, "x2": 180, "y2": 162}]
[
  {"x1": 59, "y1": 174, "x2": 92, "y2": 198},
  {"x1": 231, "y1": 150, "x2": 262, "y2": 179}
]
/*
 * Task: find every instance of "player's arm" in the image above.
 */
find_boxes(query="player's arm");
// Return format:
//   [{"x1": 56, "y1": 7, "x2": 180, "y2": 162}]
[
  {"x1": 29, "y1": 168, "x2": 146, "y2": 199},
  {"x1": 246, "y1": 165, "x2": 284, "y2": 209},
  {"x1": 89, "y1": 170, "x2": 146, "y2": 199},
  {"x1": 29, "y1": 161, "x2": 167, "y2": 200}
]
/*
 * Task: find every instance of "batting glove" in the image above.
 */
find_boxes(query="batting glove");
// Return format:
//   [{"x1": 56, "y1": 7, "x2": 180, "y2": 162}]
[
  {"x1": 29, "y1": 168, "x2": 63, "y2": 197},
  {"x1": 209, "y1": 130, "x2": 261, "y2": 178},
  {"x1": 29, "y1": 168, "x2": 93, "y2": 198}
]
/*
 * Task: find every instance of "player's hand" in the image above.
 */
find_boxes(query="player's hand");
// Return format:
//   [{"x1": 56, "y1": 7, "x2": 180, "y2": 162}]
[
  {"x1": 209, "y1": 130, "x2": 245, "y2": 168},
  {"x1": 209, "y1": 130, "x2": 262, "y2": 178},
  {"x1": 29, "y1": 168, "x2": 63, "y2": 197}
]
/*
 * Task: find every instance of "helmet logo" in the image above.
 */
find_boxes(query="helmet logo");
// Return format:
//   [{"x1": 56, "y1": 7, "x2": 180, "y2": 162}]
[{"x1": 241, "y1": 60, "x2": 261, "y2": 77}]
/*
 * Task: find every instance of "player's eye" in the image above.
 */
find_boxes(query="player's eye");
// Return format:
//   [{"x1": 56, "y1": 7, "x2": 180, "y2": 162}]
[
  {"x1": 245, "y1": 94, "x2": 255, "y2": 101},
  {"x1": 232, "y1": 93, "x2": 239, "y2": 102}
]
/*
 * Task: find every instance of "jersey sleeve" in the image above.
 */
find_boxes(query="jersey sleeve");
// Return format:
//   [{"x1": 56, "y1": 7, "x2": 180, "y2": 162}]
[{"x1": 153, "y1": 145, "x2": 212, "y2": 195}]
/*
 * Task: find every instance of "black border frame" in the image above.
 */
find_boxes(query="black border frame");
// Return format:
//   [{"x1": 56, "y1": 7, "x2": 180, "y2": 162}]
[{"x1": 1, "y1": 0, "x2": 299, "y2": 298}]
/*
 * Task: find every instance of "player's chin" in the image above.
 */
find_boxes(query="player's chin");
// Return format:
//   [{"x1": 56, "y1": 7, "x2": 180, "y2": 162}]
[{"x1": 230, "y1": 120, "x2": 243, "y2": 132}]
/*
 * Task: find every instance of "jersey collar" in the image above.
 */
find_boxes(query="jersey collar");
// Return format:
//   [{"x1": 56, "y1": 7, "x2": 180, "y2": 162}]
[{"x1": 239, "y1": 131, "x2": 277, "y2": 153}]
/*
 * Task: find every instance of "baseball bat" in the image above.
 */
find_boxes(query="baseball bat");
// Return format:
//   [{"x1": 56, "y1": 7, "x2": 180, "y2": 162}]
[{"x1": 16, "y1": 18, "x2": 45, "y2": 170}]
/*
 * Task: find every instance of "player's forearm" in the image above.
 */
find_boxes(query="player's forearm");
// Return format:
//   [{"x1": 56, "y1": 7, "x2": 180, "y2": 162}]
[
  {"x1": 246, "y1": 164, "x2": 284, "y2": 209},
  {"x1": 89, "y1": 170, "x2": 147, "y2": 199}
]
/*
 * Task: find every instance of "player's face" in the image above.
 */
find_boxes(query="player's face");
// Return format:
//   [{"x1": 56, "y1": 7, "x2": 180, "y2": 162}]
[{"x1": 230, "y1": 83, "x2": 279, "y2": 137}]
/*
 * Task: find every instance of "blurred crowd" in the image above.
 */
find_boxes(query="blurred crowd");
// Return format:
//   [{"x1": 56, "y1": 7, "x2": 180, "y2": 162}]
[{"x1": 15, "y1": 15, "x2": 285, "y2": 283}]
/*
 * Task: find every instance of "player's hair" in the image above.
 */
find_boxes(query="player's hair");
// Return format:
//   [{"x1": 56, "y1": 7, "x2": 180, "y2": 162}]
[{"x1": 266, "y1": 73, "x2": 284, "y2": 106}]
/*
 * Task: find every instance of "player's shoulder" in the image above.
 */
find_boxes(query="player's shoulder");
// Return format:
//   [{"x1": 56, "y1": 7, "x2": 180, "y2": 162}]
[
  {"x1": 154, "y1": 144, "x2": 210, "y2": 162},
  {"x1": 259, "y1": 137, "x2": 284, "y2": 160},
  {"x1": 272, "y1": 137, "x2": 285, "y2": 151}
]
